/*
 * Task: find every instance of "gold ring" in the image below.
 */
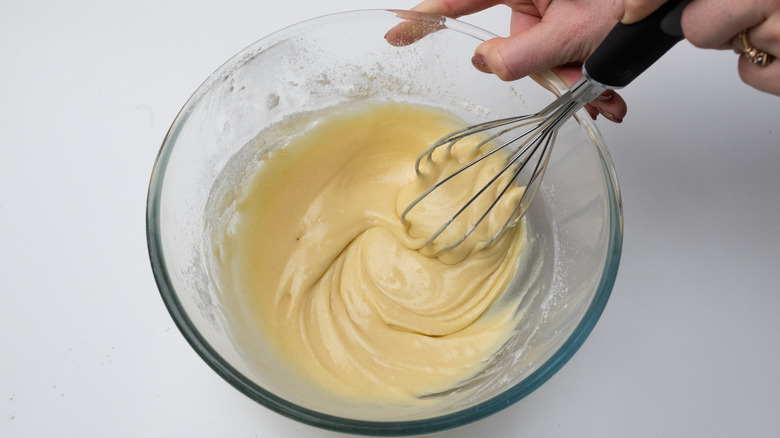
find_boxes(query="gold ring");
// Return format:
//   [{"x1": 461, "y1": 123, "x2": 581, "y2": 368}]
[{"x1": 737, "y1": 30, "x2": 775, "y2": 67}]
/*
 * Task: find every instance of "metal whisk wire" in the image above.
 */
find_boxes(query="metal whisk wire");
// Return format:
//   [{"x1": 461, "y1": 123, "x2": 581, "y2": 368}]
[{"x1": 400, "y1": 91, "x2": 586, "y2": 249}]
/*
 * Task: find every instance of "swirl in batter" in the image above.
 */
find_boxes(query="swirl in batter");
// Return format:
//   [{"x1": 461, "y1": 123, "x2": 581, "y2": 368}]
[{"x1": 211, "y1": 101, "x2": 527, "y2": 403}]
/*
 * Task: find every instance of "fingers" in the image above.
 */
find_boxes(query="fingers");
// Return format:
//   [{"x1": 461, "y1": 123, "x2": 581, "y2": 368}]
[
  {"x1": 411, "y1": 0, "x2": 503, "y2": 17},
  {"x1": 730, "y1": 13, "x2": 780, "y2": 61},
  {"x1": 394, "y1": 0, "x2": 631, "y2": 120},
  {"x1": 473, "y1": 8, "x2": 616, "y2": 81},
  {"x1": 467, "y1": 4, "x2": 626, "y2": 122},
  {"x1": 621, "y1": 0, "x2": 669, "y2": 24},
  {"x1": 744, "y1": 12, "x2": 780, "y2": 58},
  {"x1": 737, "y1": 56, "x2": 780, "y2": 95},
  {"x1": 386, "y1": 0, "x2": 501, "y2": 47},
  {"x1": 682, "y1": 0, "x2": 780, "y2": 96},
  {"x1": 591, "y1": 90, "x2": 628, "y2": 123},
  {"x1": 682, "y1": 0, "x2": 775, "y2": 48},
  {"x1": 385, "y1": 12, "x2": 446, "y2": 47},
  {"x1": 733, "y1": 18, "x2": 780, "y2": 95}
]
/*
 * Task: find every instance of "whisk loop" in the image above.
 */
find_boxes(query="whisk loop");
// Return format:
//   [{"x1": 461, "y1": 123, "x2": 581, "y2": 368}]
[{"x1": 400, "y1": 78, "x2": 604, "y2": 251}]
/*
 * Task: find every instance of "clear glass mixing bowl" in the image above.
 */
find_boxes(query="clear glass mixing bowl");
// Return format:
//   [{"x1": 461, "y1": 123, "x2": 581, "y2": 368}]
[{"x1": 146, "y1": 9, "x2": 622, "y2": 435}]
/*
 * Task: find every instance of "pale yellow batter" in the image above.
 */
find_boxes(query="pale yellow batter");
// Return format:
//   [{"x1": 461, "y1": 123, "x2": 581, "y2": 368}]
[{"x1": 212, "y1": 101, "x2": 527, "y2": 404}]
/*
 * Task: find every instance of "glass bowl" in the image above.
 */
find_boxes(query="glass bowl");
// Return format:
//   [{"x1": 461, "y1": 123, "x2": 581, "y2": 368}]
[{"x1": 146, "y1": 9, "x2": 622, "y2": 436}]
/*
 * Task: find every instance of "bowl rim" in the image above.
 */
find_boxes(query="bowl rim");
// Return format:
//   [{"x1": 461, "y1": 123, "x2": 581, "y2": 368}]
[{"x1": 146, "y1": 9, "x2": 623, "y2": 436}]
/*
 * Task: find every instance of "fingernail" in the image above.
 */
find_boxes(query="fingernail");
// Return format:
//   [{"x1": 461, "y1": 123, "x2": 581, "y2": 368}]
[
  {"x1": 598, "y1": 107, "x2": 623, "y2": 123},
  {"x1": 594, "y1": 91, "x2": 613, "y2": 101},
  {"x1": 471, "y1": 54, "x2": 491, "y2": 73}
]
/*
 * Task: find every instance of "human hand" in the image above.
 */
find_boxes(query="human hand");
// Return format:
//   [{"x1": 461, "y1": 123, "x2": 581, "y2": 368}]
[
  {"x1": 623, "y1": 0, "x2": 780, "y2": 96},
  {"x1": 399, "y1": 0, "x2": 629, "y2": 123}
]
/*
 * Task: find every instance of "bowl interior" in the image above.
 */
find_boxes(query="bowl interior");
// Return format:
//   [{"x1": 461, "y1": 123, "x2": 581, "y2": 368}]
[{"x1": 147, "y1": 9, "x2": 621, "y2": 435}]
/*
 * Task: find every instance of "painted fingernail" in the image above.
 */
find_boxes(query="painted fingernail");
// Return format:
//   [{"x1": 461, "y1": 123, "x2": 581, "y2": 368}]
[
  {"x1": 598, "y1": 107, "x2": 623, "y2": 123},
  {"x1": 594, "y1": 91, "x2": 613, "y2": 101},
  {"x1": 471, "y1": 54, "x2": 491, "y2": 73}
]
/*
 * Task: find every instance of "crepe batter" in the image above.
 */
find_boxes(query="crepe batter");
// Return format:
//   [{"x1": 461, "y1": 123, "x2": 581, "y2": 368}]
[{"x1": 212, "y1": 101, "x2": 528, "y2": 403}]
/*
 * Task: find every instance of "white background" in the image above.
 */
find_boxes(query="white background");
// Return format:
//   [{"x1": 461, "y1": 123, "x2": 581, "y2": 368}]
[{"x1": 2, "y1": 1, "x2": 779, "y2": 437}]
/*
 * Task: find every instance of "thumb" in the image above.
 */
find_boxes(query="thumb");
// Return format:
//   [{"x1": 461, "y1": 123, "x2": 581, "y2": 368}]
[
  {"x1": 472, "y1": 22, "x2": 590, "y2": 81},
  {"x1": 621, "y1": 0, "x2": 668, "y2": 24}
]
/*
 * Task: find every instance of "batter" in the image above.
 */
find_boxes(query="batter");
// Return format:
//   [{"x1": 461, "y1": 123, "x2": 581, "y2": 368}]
[{"x1": 212, "y1": 101, "x2": 527, "y2": 404}]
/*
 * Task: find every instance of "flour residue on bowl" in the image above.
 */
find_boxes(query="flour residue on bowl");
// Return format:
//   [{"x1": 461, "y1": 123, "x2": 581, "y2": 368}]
[{"x1": 208, "y1": 101, "x2": 531, "y2": 405}]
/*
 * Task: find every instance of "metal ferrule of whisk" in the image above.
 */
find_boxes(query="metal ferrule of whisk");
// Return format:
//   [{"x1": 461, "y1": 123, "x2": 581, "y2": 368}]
[{"x1": 400, "y1": 77, "x2": 606, "y2": 251}]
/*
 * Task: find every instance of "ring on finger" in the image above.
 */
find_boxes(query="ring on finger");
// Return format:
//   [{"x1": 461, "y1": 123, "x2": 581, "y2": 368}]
[{"x1": 735, "y1": 30, "x2": 775, "y2": 67}]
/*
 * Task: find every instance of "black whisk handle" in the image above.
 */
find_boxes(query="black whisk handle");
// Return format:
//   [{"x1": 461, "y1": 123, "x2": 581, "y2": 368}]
[{"x1": 584, "y1": 0, "x2": 691, "y2": 89}]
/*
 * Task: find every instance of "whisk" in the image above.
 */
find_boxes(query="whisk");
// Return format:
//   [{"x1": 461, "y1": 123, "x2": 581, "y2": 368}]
[{"x1": 401, "y1": 0, "x2": 691, "y2": 250}]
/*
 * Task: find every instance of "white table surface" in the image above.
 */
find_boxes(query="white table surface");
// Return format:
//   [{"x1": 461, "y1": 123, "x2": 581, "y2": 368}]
[{"x1": 2, "y1": 1, "x2": 779, "y2": 437}]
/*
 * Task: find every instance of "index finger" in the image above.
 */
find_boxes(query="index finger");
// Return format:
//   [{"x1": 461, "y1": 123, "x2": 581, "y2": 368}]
[
  {"x1": 385, "y1": 0, "x2": 502, "y2": 47},
  {"x1": 411, "y1": 0, "x2": 503, "y2": 17},
  {"x1": 682, "y1": 0, "x2": 771, "y2": 48},
  {"x1": 621, "y1": 0, "x2": 669, "y2": 24}
]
